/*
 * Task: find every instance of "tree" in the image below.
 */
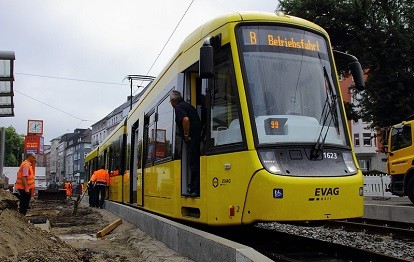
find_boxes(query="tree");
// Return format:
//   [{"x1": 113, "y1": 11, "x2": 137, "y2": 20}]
[
  {"x1": 4, "y1": 126, "x2": 24, "y2": 166},
  {"x1": 277, "y1": 0, "x2": 414, "y2": 128}
]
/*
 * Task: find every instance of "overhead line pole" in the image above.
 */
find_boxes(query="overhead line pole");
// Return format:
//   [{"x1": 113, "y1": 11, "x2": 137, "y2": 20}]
[{"x1": 125, "y1": 75, "x2": 155, "y2": 111}]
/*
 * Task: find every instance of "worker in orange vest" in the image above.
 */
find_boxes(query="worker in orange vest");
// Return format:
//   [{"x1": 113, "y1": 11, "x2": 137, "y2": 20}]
[
  {"x1": 64, "y1": 181, "x2": 73, "y2": 198},
  {"x1": 91, "y1": 165, "x2": 110, "y2": 208},
  {"x1": 15, "y1": 152, "x2": 36, "y2": 215}
]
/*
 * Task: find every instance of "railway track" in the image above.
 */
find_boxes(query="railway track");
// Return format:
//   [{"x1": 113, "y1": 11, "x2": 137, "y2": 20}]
[
  {"x1": 326, "y1": 218, "x2": 414, "y2": 241},
  {"x1": 201, "y1": 225, "x2": 412, "y2": 262}
]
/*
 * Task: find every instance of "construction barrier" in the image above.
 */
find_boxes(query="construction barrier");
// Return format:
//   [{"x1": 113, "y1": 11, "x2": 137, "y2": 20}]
[{"x1": 363, "y1": 173, "x2": 392, "y2": 197}]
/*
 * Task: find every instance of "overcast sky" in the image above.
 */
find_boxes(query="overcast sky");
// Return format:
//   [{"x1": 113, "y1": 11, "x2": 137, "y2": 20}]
[{"x1": 1, "y1": 0, "x2": 278, "y2": 143}]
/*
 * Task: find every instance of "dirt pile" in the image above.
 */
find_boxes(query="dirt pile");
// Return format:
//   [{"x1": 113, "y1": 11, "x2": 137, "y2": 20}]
[
  {"x1": 0, "y1": 189, "x2": 192, "y2": 262},
  {"x1": 0, "y1": 188, "x2": 18, "y2": 210},
  {"x1": 0, "y1": 189, "x2": 82, "y2": 261}
]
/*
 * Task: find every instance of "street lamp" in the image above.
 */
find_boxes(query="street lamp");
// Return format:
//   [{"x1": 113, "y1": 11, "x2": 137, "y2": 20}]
[{"x1": 125, "y1": 75, "x2": 155, "y2": 111}]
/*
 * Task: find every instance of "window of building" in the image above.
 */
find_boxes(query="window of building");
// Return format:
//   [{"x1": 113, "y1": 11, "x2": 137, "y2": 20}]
[
  {"x1": 363, "y1": 133, "x2": 372, "y2": 146},
  {"x1": 354, "y1": 133, "x2": 360, "y2": 147},
  {"x1": 358, "y1": 159, "x2": 370, "y2": 171}
]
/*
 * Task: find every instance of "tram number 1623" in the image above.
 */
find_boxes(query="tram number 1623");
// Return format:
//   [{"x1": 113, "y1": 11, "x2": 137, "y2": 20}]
[{"x1": 323, "y1": 152, "x2": 338, "y2": 159}]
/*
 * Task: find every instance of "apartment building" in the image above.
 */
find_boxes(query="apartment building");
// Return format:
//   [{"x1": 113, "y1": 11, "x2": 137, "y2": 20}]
[
  {"x1": 65, "y1": 128, "x2": 92, "y2": 183},
  {"x1": 340, "y1": 76, "x2": 386, "y2": 172},
  {"x1": 47, "y1": 128, "x2": 91, "y2": 184},
  {"x1": 91, "y1": 85, "x2": 149, "y2": 147}
]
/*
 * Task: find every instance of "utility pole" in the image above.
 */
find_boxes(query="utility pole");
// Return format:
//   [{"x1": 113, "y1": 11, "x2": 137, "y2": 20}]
[{"x1": 0, "y1": 127, "x2": 5, "y2": 184}]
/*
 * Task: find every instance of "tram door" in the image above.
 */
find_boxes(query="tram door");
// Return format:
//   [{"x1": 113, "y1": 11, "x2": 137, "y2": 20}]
[
  {"x1": 131, "y1": 121, "x2": 142, "y2": 206},
  {"x1": 180, "y1": 72, "x2": 203, "y2": 196}
]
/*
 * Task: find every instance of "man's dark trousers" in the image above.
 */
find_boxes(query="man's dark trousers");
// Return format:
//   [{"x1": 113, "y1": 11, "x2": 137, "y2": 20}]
[
  {"x1": 18, "y1": 189, "x2": 31, "y2": 215},
  {"x1": 94, "y1": 184, "x2": 106, "y2": 208},
  {"x1": 186, "y1": 135, "x2": 200, "y2": 194}
]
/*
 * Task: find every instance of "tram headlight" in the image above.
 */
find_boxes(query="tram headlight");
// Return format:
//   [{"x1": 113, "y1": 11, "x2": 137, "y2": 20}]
[
  {"x1": 258, "y1": 150, "x2": 282, "y2": 174},
  {"x1": 342, "y1": 152, "x2": 357, "y2": 173}
]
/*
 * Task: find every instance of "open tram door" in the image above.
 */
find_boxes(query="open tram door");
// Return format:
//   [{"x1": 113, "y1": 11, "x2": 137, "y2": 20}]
[
  {"x1": 130, "y1": 120, "x2": 141, "y2": 205},
  {"x1": 179, "y1": 72, "x2": 204, "y2": 197}
]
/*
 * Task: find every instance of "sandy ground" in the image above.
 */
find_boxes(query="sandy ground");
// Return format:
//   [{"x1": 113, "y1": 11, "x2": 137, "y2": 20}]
[{"x1": 0, "y1": 189, "x2": 192, "y2": 262}]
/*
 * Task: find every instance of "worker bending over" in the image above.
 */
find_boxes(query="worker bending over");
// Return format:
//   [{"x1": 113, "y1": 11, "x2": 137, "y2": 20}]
[{"x1": 91, "y1": 165, "x2": 110, "y2": 208}]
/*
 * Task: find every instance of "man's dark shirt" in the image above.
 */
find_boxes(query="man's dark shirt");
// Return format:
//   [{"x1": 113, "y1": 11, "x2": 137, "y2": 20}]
[{"x1": 174, "y1": 100, "x2": 201, "y2": 139}]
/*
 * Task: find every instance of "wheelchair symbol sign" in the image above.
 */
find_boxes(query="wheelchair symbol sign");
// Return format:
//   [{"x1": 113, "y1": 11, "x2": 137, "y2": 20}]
[{"x1": 273, "y1": 188, "x2": 284, "y2": 199}]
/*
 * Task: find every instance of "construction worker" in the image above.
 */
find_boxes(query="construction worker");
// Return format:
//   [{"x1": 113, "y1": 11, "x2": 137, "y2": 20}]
[
  {"x1": 87, "y1": 180, "x2": 95, "y2": 207},
  {"x1": 15, "y1": 152, "x2": 36, "y2": 215},
  {"x1": 91, "y1": 165, "x2": 110, "y2": 208},
  {"x1": 64, "y1": 181, "x2": 73, "y2": 198}
]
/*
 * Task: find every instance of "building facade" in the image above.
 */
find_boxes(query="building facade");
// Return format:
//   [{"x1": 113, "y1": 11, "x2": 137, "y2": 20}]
[
  {"x1": 49, "y1": 137, "x2": 60, "y2": 183},
  {"x1": 340, "y1": 75, "x2": 387, "y2": 173},
  {"x1": 91, "y1": 84, "x2": 150, "y2": 148},
  {"x1": 65, "y1": 128, "x2": 92, "y2": 183},
  {"x1": 91, "y1": 96, "x2": 135, "y2": 148}
]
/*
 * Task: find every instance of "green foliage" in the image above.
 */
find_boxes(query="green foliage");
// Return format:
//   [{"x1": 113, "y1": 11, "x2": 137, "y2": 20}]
[
  {"x1": 278, "y1": 0, "x2": 414, "y2": 128},
  {"x1": 343, "y1": 101, "x2": 359, "y2": 121},
  {"x1": 4, "y1": 126, "x2": 24, "y2": 166}
]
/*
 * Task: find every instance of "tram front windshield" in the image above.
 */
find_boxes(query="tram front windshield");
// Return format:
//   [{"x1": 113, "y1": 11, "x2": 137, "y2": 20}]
[{"x1": 238, "y1": 25, "x2": 347, "y2": 146}]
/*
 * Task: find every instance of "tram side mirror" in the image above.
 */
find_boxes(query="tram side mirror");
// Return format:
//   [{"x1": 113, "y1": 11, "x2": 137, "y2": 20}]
[
  {"x1": 350, "y1": 61, "x2": 365, "y2": 91},
  {"x1": 333, "y1": 50, "x2": 365, "y2": 91},
  {"x1": 199, "y1": 40, "x2": 214, "y2": 79}
]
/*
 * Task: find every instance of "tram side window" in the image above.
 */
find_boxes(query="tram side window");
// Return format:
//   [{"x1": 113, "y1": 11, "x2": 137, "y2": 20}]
[
  {"x1": 210, "y1": 47, "x2": 243, "y2": 146},
  {"x1": 145, "y1": 112, "x2": 156, "y2": 166},
  {"x1": 98, "y1": 154, "x2": 105, "y2": 168},
  {"x1": 136, "y1": 124, "x2": 143, "y2": 169},
  {"x1": 109, "y1": 138, "x2": 121, "y2": 176},
  {"x1": 154, "y1": 96, "x2": 174, "y2": 162}
]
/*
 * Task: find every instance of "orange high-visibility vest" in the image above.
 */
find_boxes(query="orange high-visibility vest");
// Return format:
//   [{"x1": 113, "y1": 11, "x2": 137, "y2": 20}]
[
  {"x1": 91, "y1": 169, "x2": 109, "y2": 185},
  {"x1": 15, "y1": 160, "x2": 35, "y2": 190},
  {"x1": 64, "y1": 182, "x2": 72, "y2": 196}
]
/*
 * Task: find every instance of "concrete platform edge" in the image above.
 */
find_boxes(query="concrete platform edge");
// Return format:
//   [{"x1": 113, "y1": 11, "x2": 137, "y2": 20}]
[
  {"x1": 103, "y1": 200, "x2": 272, "y2": 262},
  {"x1": 364, "y1": 203, "x2": 414, "y2": 223}
]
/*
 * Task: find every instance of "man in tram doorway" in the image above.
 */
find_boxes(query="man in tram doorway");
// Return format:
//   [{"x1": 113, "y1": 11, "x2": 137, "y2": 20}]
[
  {"x1": 91, "y1": 165, "x2": 110, "y2": 208},
  {"x1": 170, "y1": 90, "x2": 201, "y2": 197}
]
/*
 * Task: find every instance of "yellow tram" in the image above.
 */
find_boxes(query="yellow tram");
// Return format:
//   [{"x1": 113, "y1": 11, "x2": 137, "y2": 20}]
[{"x1": 85, "y1": 11, "x2": 366, "y2": 225}]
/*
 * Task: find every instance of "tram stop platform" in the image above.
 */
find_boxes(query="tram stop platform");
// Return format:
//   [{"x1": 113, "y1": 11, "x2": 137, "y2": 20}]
[
  {"x1": 363, "y1": 196, "x2": 414, "y2": 224},
  {"x1": 103, "y1": 200, "x2": 272, "y2": 262}
]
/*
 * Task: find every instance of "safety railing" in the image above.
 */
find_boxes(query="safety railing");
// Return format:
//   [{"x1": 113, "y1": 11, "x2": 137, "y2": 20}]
[{"x1": 363, "y1": 173, "x2": 392, "y2": 197}]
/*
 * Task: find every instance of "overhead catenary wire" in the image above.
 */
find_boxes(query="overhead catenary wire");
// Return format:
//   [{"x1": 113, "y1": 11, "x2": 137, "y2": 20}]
[
  {"x1": 134, "y1": 0, "x2": 196, "y2": 95},
  {"x1": 15, "y1": 73, "x2": 128, "y2": 86},
  {"x1": 14, "y1": 89, "x2": 96, "y2": 123},
  {"x1": 11, "y1": 0, "x2": 196, "y2": 131},
  {"x1": 145, "y1": 0, "x2": 195, "y2": 77}
]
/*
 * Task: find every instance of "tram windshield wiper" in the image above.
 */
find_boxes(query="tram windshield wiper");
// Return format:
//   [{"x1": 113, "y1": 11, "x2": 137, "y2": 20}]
[{"x1": 310, "y1": 66, "x2": 340, "y2": 159}]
